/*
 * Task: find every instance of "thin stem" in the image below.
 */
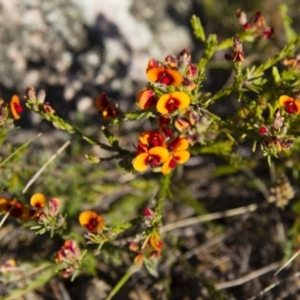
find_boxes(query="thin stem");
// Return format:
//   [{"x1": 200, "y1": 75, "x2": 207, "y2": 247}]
[
  {"x1": 22, "y1": 140, "x2": 71, "y2": 194},
  {"x1": 105, "y1": 265, "x2": 140, "y2": 300},
  {"x1": 154, "y1": 173, "x2": 171, "y2": 218},
  {"x1": 0, "y1": 205, "x2": 14, "y2": 229},
  {"x1": 0, "y1": 133, "x2": 42, "y2": 168},
  {"x1": 160, "y1": 203, "x2": 257, "y2": 233}
]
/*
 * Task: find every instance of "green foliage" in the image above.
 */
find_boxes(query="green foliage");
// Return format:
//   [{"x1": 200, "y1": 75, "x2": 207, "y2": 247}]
[{"x1": 2, "y1": 6, "x2": 300, "y2": 300}]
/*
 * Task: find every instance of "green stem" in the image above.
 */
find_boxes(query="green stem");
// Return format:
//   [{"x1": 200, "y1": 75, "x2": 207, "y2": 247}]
[
  {"x1": 106, "y1": 265, "x2": 140, "y2": 300},
  {"x1": 154, "y1": 173, "x2": 171, "y2": 218}
]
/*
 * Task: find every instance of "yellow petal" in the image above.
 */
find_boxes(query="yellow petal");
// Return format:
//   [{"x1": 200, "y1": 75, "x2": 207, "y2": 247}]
[
  {"x1": 172, "y1": 92, "x2": 190, "y2": 109},
  {"x1": 148, "y1": 147, "x2": 169, "y2": 163},
  {"x1": 133, "y1": 153, "x2": 149, "y2": 172},
  {"x1": 279, "y1": 95, "x2": 293, "y2": 106},
  {"x1": 161, "y1": 156, "x2": 173, "y2": 174},
  {"x1": 156, "y1": 94, "x2": 171, "y2": 114},
  {"x1": 30, "y1": 193, "x2": 47, "y2": 208},
  {"x1": 174, "y1": 150, "x2": 190, "y2": 164}
]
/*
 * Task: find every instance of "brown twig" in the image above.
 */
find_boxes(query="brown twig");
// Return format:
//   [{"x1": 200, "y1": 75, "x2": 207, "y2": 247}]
[{"x1": 215, "y1": 261, "x2": 280, "y2": 290}]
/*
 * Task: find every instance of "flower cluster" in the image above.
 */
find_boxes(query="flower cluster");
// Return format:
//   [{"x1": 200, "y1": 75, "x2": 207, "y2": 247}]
[
  {"x1": 55, "y1": 239, "x2": 81, "y2": 278},
  {"x1": 175, "y1": 108, "x2": 216, "y2": 145},
  {"x1": 259, "y1": 95, "x2": 299, "y2": 153},
  {"x1": 133, "y1": 49, "x2": 199, "y2": 174},
  {"x1": 30, "y1": 193, "x2": 65, "y2": 235},
  {"x1": 129, "y1": 209, "x2": 163, "y2": 266},
  {"x1": 236, "y1": 9, "x2": 274, "y2": 39}
]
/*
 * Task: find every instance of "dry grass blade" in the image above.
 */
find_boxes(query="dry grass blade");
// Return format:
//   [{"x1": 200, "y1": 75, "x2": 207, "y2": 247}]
[
  {"x1": 247, "y1": 272, "x2": 300, "y2": 300},
  {"x1": 0, "y1": 133, "x2": 42, "y2": 168},
  {"x1": 273, "y1": 249, "x2": 300, "y2": 276},
  {"x1": 0, "y1": 205, "x2": 14, "y2": 229},
  {"x1": 160, "y1": 203, "x2": 257, "y2": 233},
  {"x1": 216, "y1": 261, "x2": 280, "y2": 290},
  {"x1": 22, "y1": 140, "x2": 71, "y2": 194}
]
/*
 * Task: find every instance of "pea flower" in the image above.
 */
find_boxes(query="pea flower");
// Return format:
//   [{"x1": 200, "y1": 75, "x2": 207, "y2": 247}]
[
  {"x1": 10, "y1": 95, "x2": 23, "y2": 119},
  {"x1": 95, "y1": 92, "x2": 119, "y2": 119},
  {"x1": 79, "y1": 210, "x2": 105, "y2": 232},
  {"x1": 55, "y1": 239, "x2": 81, "y2": 278},
  {"x1": 133, "y1": 146, "x2": 169, "y2": 172},
  {"x1": 156, "y1": 92, "x2": 190, "y2": 114},
  {"x1": 279, "y1": 95, "x2": 300, "y2": 114},
  {"x1": 0, "y1": 199, "x2": 30, "y2": 221},
  {"x1": 138, "y1": 131, "x2": 166, "y2": 152},
  {"x1": 161, "y1": 137, "x2": 190, "y2": 174},
  {"x1": 146, "y1": 66, "x2": 183, "y2": 86},
  {"x1": 137, "y1": 89, "x2": 158, "y2": 110}
]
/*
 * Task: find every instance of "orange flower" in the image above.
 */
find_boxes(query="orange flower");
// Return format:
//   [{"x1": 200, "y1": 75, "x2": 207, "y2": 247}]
[
  {"x1": 279, "y1": 95, "x2": 300, "y2": 114},
  {"x1": 10, "y1": 95, "x2": 23, "y2": 119},
  {"x1": 138, "y1": 131, "x2": 166, "y2": 151},
  {"x1": 133, "y1": 146, "x2": 169, "y2": 172},
  {"x1": 137, "y1": 89, "x2": 157, "y2": 110},
  {"x1": 162, "y1": 138, "x2": 190, "y2": 174},
  {"x1": 149, "y1": 232, "x2": 163, "y2": 251},
  {"x1": 95, "y1": 92, "x2": 119, "y2": 119},
  {"x1": 5, "y1": 200, "x2": 30, "y2": 221},
  {"x1": 30, "y1": 193, "x2": 47, "y2": 209},
  {"x1": 79, "y1": 210, "x2": 105, "y2": 232},
  {"x1": 147, "y1": 67, "x2": 183, "y2": 86},
  {"x1": 0, "y1": 198, "x2": 8, "y2": 213},
  {"x1": 157, "y1": 92, "x2": 190, "y2": 114}
]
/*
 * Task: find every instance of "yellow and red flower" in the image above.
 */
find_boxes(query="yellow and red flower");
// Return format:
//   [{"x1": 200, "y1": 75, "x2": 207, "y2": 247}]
[
  {"x1": 137, "y1": 89, "x2": 157, "y2": 110},
  {"x1": 30, "y1": 193, "x2": 47, "y2": 209},
  {"x1": 133, "y1": 146, "x2": 169, "y2": 172},
  {"x1": 161, "y1": 137, "x2": 190, "y2": 174},
  {"x1": 137, "y1": 131, "x2": 166, "y2": 153},
  {"x1": 95, "y1": 92, "x2": 119, "y2": 119},
  {"x1": 157, "y1": 91, "x2": 190, "y2": 114},
  {"x1": 279, "y1": 95, "x2": 300, "y2": 114},
  {"x1": 55, "y1": 239, "x2": 81, "y2": 278},
  {"x1": 79, "y1": 210, "x2": 105, "y2": 232},
  {"x1": 0, "y1": 198, "x2": 8, "y2": 213},
  {"x1": 147, "y1": 66, "x2": 183, "y2": 87},
  {"x1": 4, "y1": 200, "x2": 30, "y2": 221},
  {"x1": 149, "y1": 232, "x2": 163, "y2": 251},
  {"x1": 10, "y1": 95, "x2": 23, "y2": 119}
]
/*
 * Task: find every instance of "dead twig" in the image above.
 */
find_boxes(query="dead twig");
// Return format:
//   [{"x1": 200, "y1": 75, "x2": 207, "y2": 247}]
[
  {"x1": 215, "y1": 261, "x2": 280, "y2": 290},
  {"x1": 247, "y1": 272, "x2": 300, "y2": 300},
  {"x1": 22, "y1": 140, "x2": 71, "y2": 194},
  {"x1": 160, "y1": 203, "x2": 257, "y2": 233}
]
